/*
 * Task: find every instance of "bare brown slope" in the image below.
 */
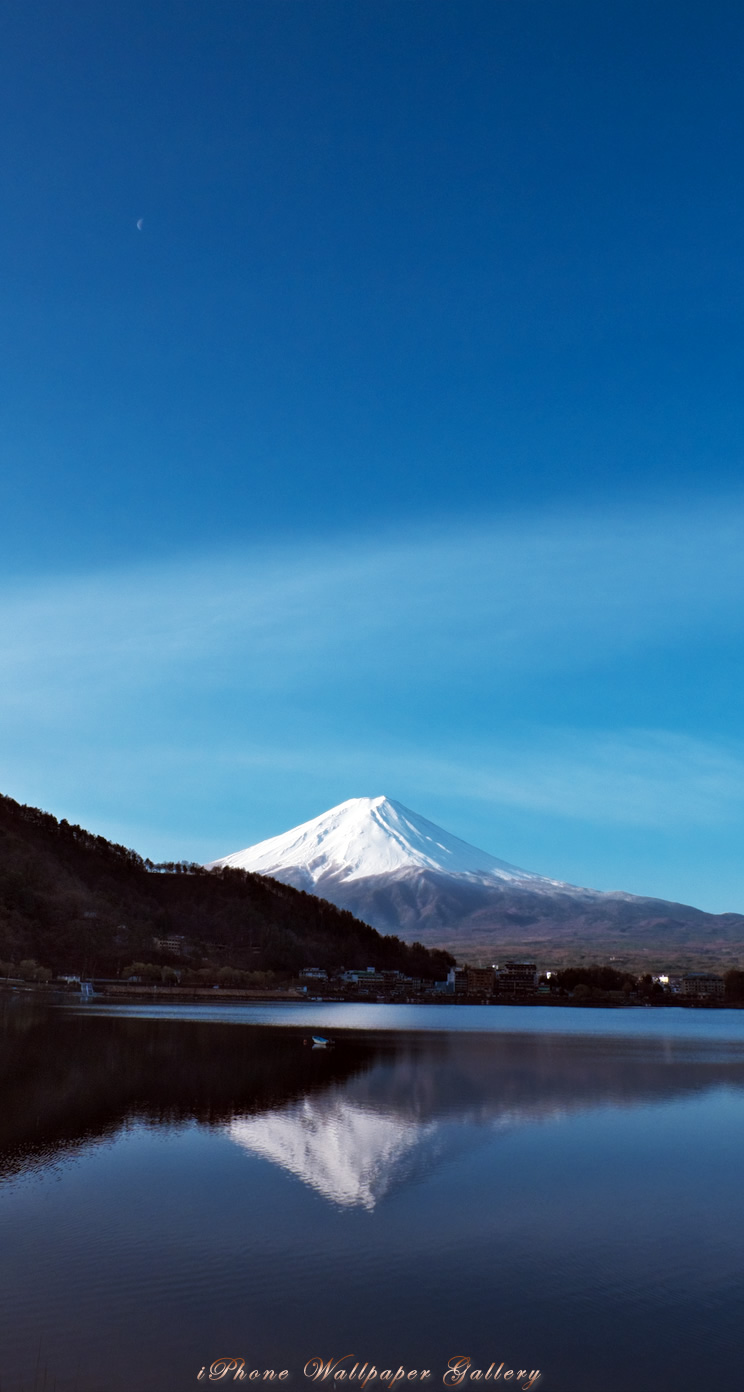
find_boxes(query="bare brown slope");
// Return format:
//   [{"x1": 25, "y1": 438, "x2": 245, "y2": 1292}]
[{"x1": 302, "y1": 867, "x2": 744, "y2": 971}]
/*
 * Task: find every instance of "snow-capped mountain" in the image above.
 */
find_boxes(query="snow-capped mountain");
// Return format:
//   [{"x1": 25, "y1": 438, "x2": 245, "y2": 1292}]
[
  {"x1": 208, "y1": 796, "x2": 744, "y2": 968},
  {"x1": 209, "y1": 795, "x2": 563, "y2": 889}
]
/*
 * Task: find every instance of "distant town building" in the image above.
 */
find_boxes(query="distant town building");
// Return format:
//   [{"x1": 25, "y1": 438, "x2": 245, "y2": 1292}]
[
  {"x1": 680, "y1": 973, "x2": 724, "y2": 999},
  {"x1": 340, "y1": 968, "x2": 411, "y2": 988},
  {"x1": 448, "y1": 965, "x2": 495, "y2": 996},
  {"x1": 152, "y1": 935, "x2": 188, "y2": 956},
  {"x1": 299, "y1": 968, "x2": 328, "y2": 980},
  {"x1": 465, "y1": 966, "x2": 495, "y2": 996},
  {"x1": 496, "y1": 962, "x2": 538, "y2": 996}
]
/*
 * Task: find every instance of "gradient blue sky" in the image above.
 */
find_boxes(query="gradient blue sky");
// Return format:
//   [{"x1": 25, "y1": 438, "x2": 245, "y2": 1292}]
[{"x1": 3, "y1": 0, "x2": 744, "y2": 910}]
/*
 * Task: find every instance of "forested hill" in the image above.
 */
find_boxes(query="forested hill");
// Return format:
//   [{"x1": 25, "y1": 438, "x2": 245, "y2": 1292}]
[{"x1": 0, "y1": 794, "x2": 454, "y2": 980}]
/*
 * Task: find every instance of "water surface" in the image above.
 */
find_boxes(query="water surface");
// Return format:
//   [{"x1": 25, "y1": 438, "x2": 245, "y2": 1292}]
[{"x1": 1, "y1": 999, "x2": 742, "y2": 1392}]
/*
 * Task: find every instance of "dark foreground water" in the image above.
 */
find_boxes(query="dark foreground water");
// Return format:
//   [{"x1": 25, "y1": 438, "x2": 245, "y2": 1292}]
[{"x1": 2, "y1": 1000, "x2": 744, "y2": 1392}]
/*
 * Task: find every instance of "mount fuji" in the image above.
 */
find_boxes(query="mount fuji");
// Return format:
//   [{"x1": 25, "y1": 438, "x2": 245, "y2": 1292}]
[{"x1": 208, "y1": 796, "x2": 744, "y2": 969}]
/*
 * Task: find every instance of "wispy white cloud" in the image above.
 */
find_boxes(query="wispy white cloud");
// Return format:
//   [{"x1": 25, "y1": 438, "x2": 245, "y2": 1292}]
[
  {"x1": 192, "y1": 728, "x2": 744, "y2": 830},
  {"x1": 4, "y1": 725, "x2": 744, "y2": 893},
  {"x1": 2, "y1": 498, "x2": 744, "y2": 897},
  {"x1": 400, "y1": 731, "x2": 744, "y2": 829},
  {"x1": 1, "y1": 495, "x2": 744, "y2": 722}
]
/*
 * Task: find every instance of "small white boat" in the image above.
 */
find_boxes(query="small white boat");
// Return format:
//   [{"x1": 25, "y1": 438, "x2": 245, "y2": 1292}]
[{"x1": 311, "y1": 1034, "x2": 332, "y2": 1047}]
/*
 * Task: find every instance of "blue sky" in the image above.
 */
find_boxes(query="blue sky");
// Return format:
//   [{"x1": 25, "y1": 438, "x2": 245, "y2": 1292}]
[{"x1": 2, "y1": 1, "x2": 744, "y2": 911}]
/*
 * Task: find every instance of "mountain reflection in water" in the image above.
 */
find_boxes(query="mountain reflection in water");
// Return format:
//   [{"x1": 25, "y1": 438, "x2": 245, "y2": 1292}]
[
  {"x1": 229, "y1": 1100, "x2": 430, "y2": 1209},
  {"x1": 3, "y1": 999, "x2": 744, "y2": 1392},
  {"x1": 4, "y1": 998, "x2": 744, "y2": 1200}
]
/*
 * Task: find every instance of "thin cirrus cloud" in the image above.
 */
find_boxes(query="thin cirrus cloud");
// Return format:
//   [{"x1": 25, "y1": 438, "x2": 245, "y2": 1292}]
[
  {"x1": 1, "y1": 496, "x2": 743, "y2": 706},
  {"x1": 214, "y1": 728, "x2": 744, "y2": 831},
  {"x1": 5, "y1": 729, "x2": 742, "y2": 840},
  {"x1": 412, "y1": 732, "x2": 744, "y2": 831},
  {"x1": 1, "y1": 496, "x2": 744, "y2": 867}
]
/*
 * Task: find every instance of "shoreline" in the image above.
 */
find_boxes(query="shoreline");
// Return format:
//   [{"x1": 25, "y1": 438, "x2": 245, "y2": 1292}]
[{"x1": 2, "y1": 981, "x2": 741, "y2": 1010}]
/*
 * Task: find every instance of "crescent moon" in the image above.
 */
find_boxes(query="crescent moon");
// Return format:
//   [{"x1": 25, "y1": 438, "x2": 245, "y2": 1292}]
[{"x1": 136, "y1": 218, "x2": 144, "y2": 231}]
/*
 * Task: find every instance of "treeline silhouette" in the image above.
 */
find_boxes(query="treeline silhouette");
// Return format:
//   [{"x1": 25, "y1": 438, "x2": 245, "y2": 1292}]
[
  {"x1": 550, "y1": 963, "x2": 744, "y2": 1002},
  {"x1": 0, "y1": 794, "x2": 454, "y2": 980}
]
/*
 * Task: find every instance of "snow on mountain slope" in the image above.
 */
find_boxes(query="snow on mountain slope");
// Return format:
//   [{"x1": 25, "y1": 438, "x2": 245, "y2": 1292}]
[
  {"x1": 227, "y1": 1098, "x2": 425, "y2": 1209},
  {"x1": 226, "y1": 1093, "x2": 552, "y2": 1209},
  {"x1": 207, "y1": 795, "x2": 564, "y2": 889},
  {"x1": 206, "y1": 796, "x2": 744, "y2": 966}
]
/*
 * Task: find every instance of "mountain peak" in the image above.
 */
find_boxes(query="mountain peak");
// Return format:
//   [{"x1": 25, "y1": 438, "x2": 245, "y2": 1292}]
[
  {"x1": 205, "y1": 796, "x2": 744, "y2": 970},
  {"x1": 208, "y1": 795, "x2": 545, "y2": 887}
]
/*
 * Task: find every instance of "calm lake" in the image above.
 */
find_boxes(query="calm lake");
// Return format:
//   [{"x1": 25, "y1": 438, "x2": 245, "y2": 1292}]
[{"x1": 2, "y1": 999, "x2": 744, "y2": 1392}]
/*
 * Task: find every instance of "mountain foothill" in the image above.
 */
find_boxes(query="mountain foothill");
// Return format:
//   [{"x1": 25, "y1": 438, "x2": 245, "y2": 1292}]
[
  {"x1": 0, "y1": 794, "x2": 453, "y2": 981},
  {"x1": 210, "y1": 796, "x2": 744, "y2": 973},
  {"x1": 2, "y1": 791, "x2": 744, "y2": 979}
]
